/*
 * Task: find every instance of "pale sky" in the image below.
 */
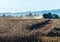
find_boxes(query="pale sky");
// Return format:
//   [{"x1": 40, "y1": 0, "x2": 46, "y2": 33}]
[{"x1": 0, "y1": 0, "x2": 60, "y2": 12}]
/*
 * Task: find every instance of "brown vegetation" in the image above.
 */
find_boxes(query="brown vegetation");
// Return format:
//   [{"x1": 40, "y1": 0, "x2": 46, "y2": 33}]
[{"x1": 0, "y1": 19, "x2": 60, "y2": 42}]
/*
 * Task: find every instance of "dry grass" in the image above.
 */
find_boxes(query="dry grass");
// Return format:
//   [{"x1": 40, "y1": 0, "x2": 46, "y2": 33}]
[
  {"x1": 37, "y1": 36, "x2": 60, "y2": 42},
  {"x1": 0, "y1": 19, "x2": 59, "y2": 42},
  {"x1": 0, "y1": 19, "x2": 48, "y2": 38}
]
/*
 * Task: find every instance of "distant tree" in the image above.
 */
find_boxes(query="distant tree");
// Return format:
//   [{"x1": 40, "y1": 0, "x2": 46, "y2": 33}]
[
  {"x1": 20, "y1": 15, "x2": 23, "y2": 17},
  {"x1": 43, "y1": 12, "x2": 53, "y2": 19},
  {"x1": 8, "y1": 15, "x2": 11, "y2": 17},
  {"x1": 43, "y1": 12, "x2": 59, "y2": 19},
  {"x1": 29, "y1": 13, "x2": 33, "y2": 16},
  {"x1": 34, "y1": 14, "x2": 36, "y2": 16},
  {"x1": 53, "y1": 14, "x2": 59, "y2": 18},
  {"x1": 34, "y1": 14, "x2": 39, "y2": 16},
  {"x1": 43, "y1": 14, "x2": 48, "y2": 18},
  {"x1": 37, "y1": 15, "x2": 39, "y2": 16},
  {"x1": 47, "y1": 12, "x2": 53, "y2": 18},
  {"x1": 25, "y1": 15, "x2": 28, "y2": 17},
  {"x1": 3, "y1": 14, "x2": 5, "y2": 16}
]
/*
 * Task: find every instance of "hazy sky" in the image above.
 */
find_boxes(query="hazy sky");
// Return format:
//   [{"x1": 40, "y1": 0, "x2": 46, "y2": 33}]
[{"x1": 0, "y1": 0, "x2": 60, "y2": 12}]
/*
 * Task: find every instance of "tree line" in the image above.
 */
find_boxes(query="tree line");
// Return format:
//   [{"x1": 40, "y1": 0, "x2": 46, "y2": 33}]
[
  {"x1": 2, "y1": 12, "x2": 59, "y2": 19},
  {"x1": 43, "y1": 12, "x2": 59, "y2": 19}
]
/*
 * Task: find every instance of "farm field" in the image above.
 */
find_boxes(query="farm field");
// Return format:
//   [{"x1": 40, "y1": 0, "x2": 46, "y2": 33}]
[{"x1": 0, "y1": 19, "x2": 60, "y2": 42}]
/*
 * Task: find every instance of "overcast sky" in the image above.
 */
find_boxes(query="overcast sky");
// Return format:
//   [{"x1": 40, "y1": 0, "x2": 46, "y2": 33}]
[{"x1": 0, "y1": 0, "x2": 60, "y2": 12}]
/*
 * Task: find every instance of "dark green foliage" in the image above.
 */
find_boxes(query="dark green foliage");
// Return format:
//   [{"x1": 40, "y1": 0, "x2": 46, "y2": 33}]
[
  {"x1": 43, "y1": 14, "x2": 48, "y2": 18},
  {"x1": 48, "y1": 12, "x2": 53, "y2": 18},
  {"x1": 29, "y1": 13, "x2": 33, "y2": 16},
  {"x1": 53, "y1": 14, "x2": 59, "y2": 18},
  {"x1": 34, "y1": 14, "x2": 37, "y2": 16},
  {"x1": 43, "y1": 12, "x2": 53, "y2": 19},
  {"x1": 43, "y1": 12, "x2": 59, "y2": 19},
  {"x1": 20, "y1": 15, "x2": 23, "y2": 17},
  {"x1": 3, "y1": 14, "x2": 5, "y2": 16}
]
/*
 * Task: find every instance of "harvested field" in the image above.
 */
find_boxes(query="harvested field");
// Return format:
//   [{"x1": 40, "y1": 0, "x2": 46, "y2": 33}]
[
  {"x1": 0, "y1": 19, "x2": 60, "y2": 42},
  {"x1": 37, "y1": 36, "x2": 60, "y2": 42},
  {"x1": 0, "y1": 19, "x2": 50, "y2": 37}
]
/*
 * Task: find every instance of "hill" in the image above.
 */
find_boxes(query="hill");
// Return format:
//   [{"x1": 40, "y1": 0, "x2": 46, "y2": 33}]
[{"x1": 0, "y1": 9, "x2": 60, "y2": 16}]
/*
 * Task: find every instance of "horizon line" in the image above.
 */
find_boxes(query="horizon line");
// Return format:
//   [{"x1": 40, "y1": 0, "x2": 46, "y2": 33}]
[{"x1": 0, "y1": 8, "x2": 60, "y2": 13}]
